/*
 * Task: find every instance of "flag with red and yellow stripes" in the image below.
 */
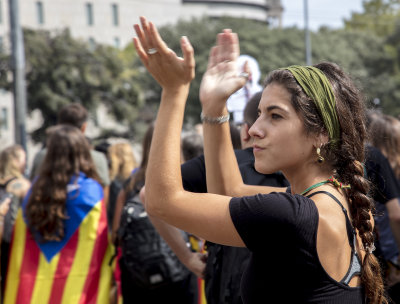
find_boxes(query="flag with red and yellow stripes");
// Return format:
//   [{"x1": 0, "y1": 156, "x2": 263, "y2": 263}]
[{"x1": 4, "y1": 173, "x2": 113, "y2": 304}]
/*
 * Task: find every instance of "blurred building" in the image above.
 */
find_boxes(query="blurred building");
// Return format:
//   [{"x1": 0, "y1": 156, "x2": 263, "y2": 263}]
[
  {"x1": 0, "y1": 0, "x2": 282, "y2": 49},
  {"x1": 0, "y1": 0, "x2": 282, "y2": 161}
]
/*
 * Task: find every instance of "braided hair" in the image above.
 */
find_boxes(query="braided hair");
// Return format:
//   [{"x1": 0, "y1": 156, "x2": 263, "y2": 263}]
[{"x1": 265, "y1": 62, "x2": 386, "y2": 304}]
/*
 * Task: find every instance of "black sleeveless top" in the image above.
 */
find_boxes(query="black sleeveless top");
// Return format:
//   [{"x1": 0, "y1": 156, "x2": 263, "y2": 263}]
[{"x1": 229, "y1": 191, "x2": 365, "y2": 304}]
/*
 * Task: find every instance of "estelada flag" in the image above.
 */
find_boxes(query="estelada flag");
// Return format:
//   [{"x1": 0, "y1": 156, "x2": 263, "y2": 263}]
[{"x1": 4, "y1": 173, "x2": 113, "y2": 304}]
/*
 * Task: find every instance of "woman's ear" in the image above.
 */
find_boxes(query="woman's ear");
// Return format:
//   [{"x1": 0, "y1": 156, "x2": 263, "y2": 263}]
[{"x1": 313, "y1": 132, "x2": 329, "y2": 148}]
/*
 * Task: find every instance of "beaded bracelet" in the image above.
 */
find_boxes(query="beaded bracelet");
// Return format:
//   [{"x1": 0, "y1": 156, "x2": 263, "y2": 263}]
[{"x1": 200, "y1": 112, "x2": 230, "y2": 124}]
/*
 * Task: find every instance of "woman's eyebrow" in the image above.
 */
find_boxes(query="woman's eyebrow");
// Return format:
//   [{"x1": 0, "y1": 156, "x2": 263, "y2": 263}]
[{"x1": 266, "y1": 105, "x2": 288, "y2": 113}]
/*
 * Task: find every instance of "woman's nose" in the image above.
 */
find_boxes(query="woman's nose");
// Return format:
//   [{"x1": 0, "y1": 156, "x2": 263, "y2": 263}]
[{"x1": 249, "y1": 118, "x2": 263, "y2": 138}]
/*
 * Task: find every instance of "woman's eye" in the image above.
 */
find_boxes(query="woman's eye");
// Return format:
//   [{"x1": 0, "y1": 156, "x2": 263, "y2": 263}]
[{"x1": 271, "y1": 113, "x2": 282, "y2": 120}]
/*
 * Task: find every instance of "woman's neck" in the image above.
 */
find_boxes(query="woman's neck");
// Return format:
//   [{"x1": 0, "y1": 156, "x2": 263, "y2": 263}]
[{"x1": 284, "y1": 163, "x2": 334, "y2": 195}]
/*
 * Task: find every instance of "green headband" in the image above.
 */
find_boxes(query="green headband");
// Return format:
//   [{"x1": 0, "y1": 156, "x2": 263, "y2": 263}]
[{"x1": 283, "y1": 65, "x2": 340, "y2": 146}]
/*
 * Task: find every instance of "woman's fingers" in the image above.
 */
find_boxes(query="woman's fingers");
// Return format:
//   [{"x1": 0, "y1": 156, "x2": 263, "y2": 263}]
[
  {"x1": 215, "y1": 32, "x2": 225, "y2": 64},
  {"x1": 207, "y1": 46, "x2": 218, "y2": 70},
  {"x1": 135, "y1": 17, "x2": 171, "y2": 60},
  {"x1": 133, "y1": 17, "x2": 196, "y2": 88},
  {"x1": 140, "y1": 16, "x2": 155, "y2": 50},
  {"x1": 150, "y1": 21, "x2": 170, "y2": 56},
  {"x1": 181, "y1": 36, "x2": 195, "y2": 73},
  {"x1": 132, "y1": 37, "x2": 148, "y2": 64},
  {"x1": 134, "y1": 22, "x2": 148, "y2": 51},
  {"x1": 230, "y1": 32, "x2": 240, "y2": 60},
  {"x1": 218, "y1": 30, "x2": 239, "y2": 62}
]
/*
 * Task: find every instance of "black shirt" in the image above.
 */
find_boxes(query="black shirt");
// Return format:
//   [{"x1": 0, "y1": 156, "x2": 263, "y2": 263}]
[
  {"x1": 181, "y1": 148, "x2": 288, "y2": 304},
  {"x1": 229, "y1": 192, "x2": 365, "y2": 304},
  {"x1": 181, "y1": 148, "x2": 288, "y2": 192}
]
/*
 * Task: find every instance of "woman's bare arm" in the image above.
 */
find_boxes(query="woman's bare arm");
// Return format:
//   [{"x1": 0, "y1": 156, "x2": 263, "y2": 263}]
[
  {"x1": 134, "y1": 17, "x2": 246, "y2": 247},
  {"x1": 199, "y1": 31, "x2": 285, "y2": 197}
]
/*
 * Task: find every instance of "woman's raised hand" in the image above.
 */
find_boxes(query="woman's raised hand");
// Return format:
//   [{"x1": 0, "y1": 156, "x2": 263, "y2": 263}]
[
  {"x1": 199, "y1": 29, "x2": 248, "y2": 113},
  {"x1": 133, "y1": 17, "x2": 195, "y2": 90}
]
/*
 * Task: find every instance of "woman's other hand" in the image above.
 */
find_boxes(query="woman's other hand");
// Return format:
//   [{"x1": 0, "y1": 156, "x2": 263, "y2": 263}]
[
  {"x1": 185, "y1": 251, "x2": 207, "y2": 279},
  {"x1": 199, "y1": 29, "x2": 248, "y2": 113},
  {"x1": 133, "y1": 16, "x2": 195, "y2": 91}
]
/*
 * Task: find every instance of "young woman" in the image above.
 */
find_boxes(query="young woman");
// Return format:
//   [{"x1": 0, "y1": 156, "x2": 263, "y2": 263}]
[
  {"x1": 134, "y1": 17, "x2": 386, "y2": 303},
  {"x1": 4, "y1": 125, "x2": 113, "y2": 304}
]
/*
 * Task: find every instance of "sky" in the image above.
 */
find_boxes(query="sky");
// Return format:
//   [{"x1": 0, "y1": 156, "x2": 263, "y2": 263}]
[{"x1": 281, "y1": 0, "x2": 364, "y2": 30}]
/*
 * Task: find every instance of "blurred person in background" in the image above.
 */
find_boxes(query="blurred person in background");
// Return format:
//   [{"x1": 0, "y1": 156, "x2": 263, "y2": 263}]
[
  {"x1": 30, "y1": 103, "x2": 110, "y2": 205},
  {"x1": 229, "y1": 121, "x2": 242, "y2": 150},
  {"x1": 367, "y1": 110, "x2": 400, "y2": 303},
  {"x1": 4, "y1": 125, "x2": 113, "y2": 304},
  {"x1": 182, "y1": 131, "x2": 204, "y2": 162},
  {"x1": 107, "y1": 142, "x2": 138, "y2": 227},
  {"x1": 0, "y1": 144, "x2": 31, "y2": 291},
  {"x1": 112, "y1": 123, "x2": 197, "y2": 303}
]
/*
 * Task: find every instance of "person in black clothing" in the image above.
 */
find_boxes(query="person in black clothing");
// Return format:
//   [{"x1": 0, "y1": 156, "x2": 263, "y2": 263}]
[
  {"x1": 365, "y1": 145, "x2": 400, "y2": 304},
  {"x1": 180, "y1": 92, "x2": 288, "y2": 304},
  {"x1": 366, "y1": 111, "x2": 400, "y2": 303},
  {"x1": 135, "y1": 17, "x2": 387, "y2": 303}
]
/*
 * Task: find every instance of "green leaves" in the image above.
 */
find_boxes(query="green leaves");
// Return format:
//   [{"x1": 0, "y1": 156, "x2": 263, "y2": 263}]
[
  {"x1": 2, "y1": 4, "x2": 400, "y2": 144},
  {"x1": 135, "y1": 16, "x2": 397, "y2": 124},
  {"x1": 2, "y1": 28, "x2": 143, "y2": 143}
]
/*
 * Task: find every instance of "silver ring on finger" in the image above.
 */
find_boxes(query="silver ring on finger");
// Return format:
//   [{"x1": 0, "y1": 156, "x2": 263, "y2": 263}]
[
  {"x1": 147, "y1": 48, "x2": 158, "y2": 55},
  {"x1": 238, "y1": 72, "x2": 249, "y2": 79}
]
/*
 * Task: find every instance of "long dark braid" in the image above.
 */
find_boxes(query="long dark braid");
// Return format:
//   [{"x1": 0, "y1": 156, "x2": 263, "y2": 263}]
[
  {"x1": 316, "y1": 62, "x2": 385, "y2": 304},
  {"x1": 265, "y1": 62, "x2": 386, "y2": 303}
]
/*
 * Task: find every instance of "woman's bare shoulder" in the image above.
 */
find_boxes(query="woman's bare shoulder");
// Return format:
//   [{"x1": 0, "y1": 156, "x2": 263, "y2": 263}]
[{"x1": 8, "y1": 177, "x2": 31, "y2": 197}]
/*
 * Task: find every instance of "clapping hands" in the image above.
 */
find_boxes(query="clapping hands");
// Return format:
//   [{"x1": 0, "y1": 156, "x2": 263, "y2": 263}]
[{"x1": 133, "y1": 17, "x2": 195, "y2": 90}]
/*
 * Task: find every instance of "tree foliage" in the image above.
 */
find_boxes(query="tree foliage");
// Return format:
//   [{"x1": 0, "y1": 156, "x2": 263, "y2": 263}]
[
  {"x1": 344, "y1": 0, "x2": 400, "y2": 37},
  {"x1": 1, "y1": 28, "x2": 143, "y2": 143},
  {"x1": 343, "y1": 0, "x2": 400, "y2": 115},
  {"x1": 4, "y1": 3, "x2": 400, "y2": 143},
  {"x1": 132, "y1": 16, "x2": 400, "y2": 120}
]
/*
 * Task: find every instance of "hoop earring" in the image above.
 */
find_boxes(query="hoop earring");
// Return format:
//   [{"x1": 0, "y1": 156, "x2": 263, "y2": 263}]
[{"x1": 317, "y1": 147, "x2": 324, "y2": 163}]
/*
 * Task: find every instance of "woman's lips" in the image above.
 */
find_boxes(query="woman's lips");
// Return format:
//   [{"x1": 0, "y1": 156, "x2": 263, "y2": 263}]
[{"x1": 252, "y1": 144, "x2": 264, "y2": 152}]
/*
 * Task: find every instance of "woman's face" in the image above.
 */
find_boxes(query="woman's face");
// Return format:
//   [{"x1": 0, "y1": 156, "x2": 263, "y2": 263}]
[{"x1": 249, "y1": 83, "x2": 315, "y2": 175}]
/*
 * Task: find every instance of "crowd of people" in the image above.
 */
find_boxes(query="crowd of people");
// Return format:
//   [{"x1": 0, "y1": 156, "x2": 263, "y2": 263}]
[{"x1": 0, "y1": 16, "x2": 399, "y2": 303}]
